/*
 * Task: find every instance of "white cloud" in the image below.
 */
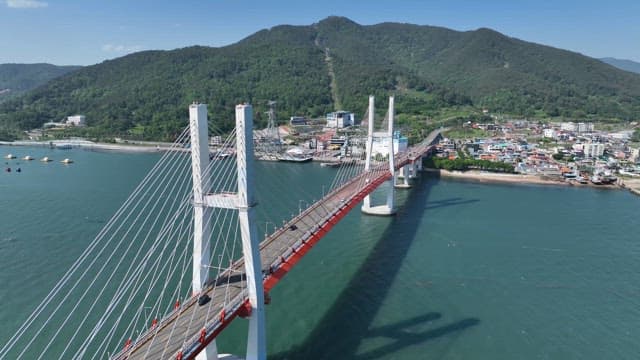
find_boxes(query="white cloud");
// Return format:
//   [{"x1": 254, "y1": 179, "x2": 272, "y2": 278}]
[
  {"x1": 101, "y1": 44, "x2": 144, "y2": 53},
  {"x1": 6, "y1": 0, "x2": 48, "y2": 8}
]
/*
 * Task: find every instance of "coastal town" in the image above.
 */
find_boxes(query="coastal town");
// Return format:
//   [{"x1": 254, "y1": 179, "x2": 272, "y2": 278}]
[
  {"x1": 430, "y1": 118, "x2": 640, "y2": 195},
  {"x1": 6, "y1": 107, "x2": 640, "y2": 198}
]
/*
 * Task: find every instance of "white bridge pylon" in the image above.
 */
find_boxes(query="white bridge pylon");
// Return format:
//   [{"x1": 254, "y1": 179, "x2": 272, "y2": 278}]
[
  {"x1": 361, "y1": 95, "x2": 397, "y2": 216},
  {"x1": 189, "y1": 103, "x2": 265, "y2": 360}
]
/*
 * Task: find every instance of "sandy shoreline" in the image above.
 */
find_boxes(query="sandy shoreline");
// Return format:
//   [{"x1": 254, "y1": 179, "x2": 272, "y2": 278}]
[
  {"x1": 0, "y1": 140, "x2": 176, "y2": 153},
  {"x1": 425, "y1": 168, "x2": 622, "y2": 191}
]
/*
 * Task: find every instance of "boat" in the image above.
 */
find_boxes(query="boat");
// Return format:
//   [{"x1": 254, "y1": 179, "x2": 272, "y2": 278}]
[
  {"x1": 278, "y1": 147, "x2": 313, "y2": 163},
  {"x1": 5, "y1": 154, "x2": 16, "y2": 159},
  {"x1": 40, "y1": 157, "x2": 52, "y2": 162},
  {"x1": 277, "y1": 153, "x2": 312, "y2": 163},
  {"x1": 209, "y1": 151, "x2": 232, "y2": 160},
  {"x1": 590, "y1": 175, "x2": 603, "y2": 185},
  {"x1": 61, "y1": 158, "x2": 74, "y2": 164},
  {"x1": 22, "y1": 155, "x2": 34, "y2": 161},
  {"x1": 56, "y1": 143, "x2": 73, "y2": 150},
  {"x1": 320, "y1": 162, "x2": 341, "y2": 168},
  {"x1": 575, "y1": 176, "x2": 588, "y2": 184}
]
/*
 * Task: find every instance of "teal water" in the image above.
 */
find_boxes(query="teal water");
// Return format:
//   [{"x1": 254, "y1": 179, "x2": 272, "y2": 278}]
[{"x1": 1, "y1": 146, "x2": 639, "y2": 359}]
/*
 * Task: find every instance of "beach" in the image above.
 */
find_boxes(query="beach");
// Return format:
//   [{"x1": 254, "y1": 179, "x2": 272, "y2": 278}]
[
  {"x1": 0, "y1": 140, "x2": 176, "y2": 153},
  {"x1": 620, "y1": 178, "x2": 640, "y2": 196},
  {"x1": 425, "y1": 168, "x2": 623, "y2": 191}
]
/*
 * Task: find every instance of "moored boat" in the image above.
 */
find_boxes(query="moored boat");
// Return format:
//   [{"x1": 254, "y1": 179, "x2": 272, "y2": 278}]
[
  {"x1": 320, "y1": 162, "x2": 340, "y2": 168},
  {"x1": 277, "y1": 154, "x2": 312, "y2": 163},
  {"x1": 41, "y1": 157, "x2": 52, "y2": 162},
  {"x1": 61, "y1": 158, "x2": 74, "y2": 164},
  {"x1": 5, "y1": 154, "x2": 16, "y2": 159}
]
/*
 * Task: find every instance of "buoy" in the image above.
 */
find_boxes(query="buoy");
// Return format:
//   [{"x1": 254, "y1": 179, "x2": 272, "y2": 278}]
[
  {"x1": 123, "y1": 339, "x2": 132, "y2": 350},
  {"x1": 151, "y1": 318, "x2": 158, "y2": 328},
  {"x1": 219, "y1": 309, "x2": 226, "y2": 323},
  {"x1": 174, "y1": 300, "x2": 180, "y2": 310},
  {"x1": 176, "y1": 351, "x2": 183, "y2": 360}
]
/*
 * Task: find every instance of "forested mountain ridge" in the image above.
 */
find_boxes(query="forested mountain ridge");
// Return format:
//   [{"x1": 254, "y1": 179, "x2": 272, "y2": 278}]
[
  {"x1": 0, "y1": 63, "x2": 81, "y2": 102},
  {"x1": 2, "y1": 16, "x2": 640, "y2": 141}
]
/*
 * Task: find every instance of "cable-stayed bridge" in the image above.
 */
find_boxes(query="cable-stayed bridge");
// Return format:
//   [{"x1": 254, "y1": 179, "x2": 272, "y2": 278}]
[{"x1": 0, "y1": 96, "x2": 440, "y2": 360}]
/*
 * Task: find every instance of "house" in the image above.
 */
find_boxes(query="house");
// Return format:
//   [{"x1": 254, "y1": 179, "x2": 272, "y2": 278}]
[
  {"x1": 66, "y1": 115, "x2": 86, "y2": 127},
  {"x1": 325, "y1": 111, "x2": 355, "y2": 128},
  {"x1": 371, "y1": 131, "x2": 408, "y2": 157},
  {"x1": 289, "y1": 116, "x2": 307, "y2": 126}
]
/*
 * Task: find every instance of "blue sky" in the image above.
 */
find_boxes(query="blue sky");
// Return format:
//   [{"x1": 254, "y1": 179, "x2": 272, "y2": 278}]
[{"x1": 1, "y1": 0, "x2": 639, "y2": 65}]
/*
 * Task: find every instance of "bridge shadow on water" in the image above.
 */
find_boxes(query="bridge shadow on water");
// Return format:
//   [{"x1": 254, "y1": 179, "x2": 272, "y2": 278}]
[{"x1": 270, "y1": 173, "x2": 480, "y2": 360}]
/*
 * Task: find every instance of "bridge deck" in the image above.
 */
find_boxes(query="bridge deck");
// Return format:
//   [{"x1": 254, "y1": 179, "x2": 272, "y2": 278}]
[{"x1": 113, "y1": 138, "x2": 437, "y2": 360}]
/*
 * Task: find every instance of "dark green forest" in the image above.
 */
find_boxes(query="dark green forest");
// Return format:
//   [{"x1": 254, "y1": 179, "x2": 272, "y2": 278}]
[
  {"x1": 2, "y1": 16, "x2": 640, "y2": 141},
  {"x1": 0, "y1": 63, "x2": 81, "y2": 103}
]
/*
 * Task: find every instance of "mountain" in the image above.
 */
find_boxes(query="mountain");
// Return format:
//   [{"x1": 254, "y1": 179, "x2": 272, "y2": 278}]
[
  {"x1": 2, "y1": 17, "x2": 640, "y2": 141},
  {"x1": 600, "y1": 57, "x2": 640, "y2": 75},
  {"x1": 0, "y1": 63, "x2": 81, "y2": 102}
]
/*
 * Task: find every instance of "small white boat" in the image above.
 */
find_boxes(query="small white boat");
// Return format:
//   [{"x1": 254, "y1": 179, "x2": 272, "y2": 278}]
[
  {"x1": 61, "y1": 158, "x2": 74, "y2": 164},
  {"x1": 41, "y1": 157, "x2": 52, "y2": 162},
  {"x1": 22, "y1": 155, "x2": 34, "y2": 161},
  {"x1": 5, "y1": 154, "x2": 16, "y2": 159}
]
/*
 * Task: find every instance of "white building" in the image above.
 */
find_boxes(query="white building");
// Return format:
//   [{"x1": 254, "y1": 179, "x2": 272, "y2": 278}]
[
  {"x1": 371, "y1": 131, "x2": 408, "y2": 157},
  {"x1": 631, "y1": 148, "x2": 640, "y2": 163},
  {"x1": 326, "y1": 111, "x2": 355, "y2": 128},
  {"x1": 609, "y1": 131, "x2": 632, "y2": 141},
  {"x1": 543, "y1": 128, "x2": 556, "y2": 138},
  {"x1": 66, "y1": 115, "x2": 86, "y2": 127},
  {"x1": 560, "y1": 122, "x2": 576, "y2": 132},
  {"x1": 576, "y1": 122, "x2": 594, "y2": 133},
  {"x1": 583, "y1": 143, "x2": 605, "y2": 158}
]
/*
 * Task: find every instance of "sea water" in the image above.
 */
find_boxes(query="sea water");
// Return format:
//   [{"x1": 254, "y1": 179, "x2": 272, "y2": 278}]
[{"x1": 1, "y1": 146, "x2": 639, "y2": 359}]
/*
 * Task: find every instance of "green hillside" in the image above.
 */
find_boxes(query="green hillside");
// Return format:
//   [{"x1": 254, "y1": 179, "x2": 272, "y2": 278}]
[
  {"x1": 0, "y1": 63, "x2": 81, "y2": 102},
  {"x1": 2, "y1": 17, "x2": 640, "y2": 141}
]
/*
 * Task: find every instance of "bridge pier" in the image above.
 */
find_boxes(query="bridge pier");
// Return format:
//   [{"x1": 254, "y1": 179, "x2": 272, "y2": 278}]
[
  {"x1": 395, "y1": 164, "x2": 411, "y2": 188},
  {"x1": 362, "y1": 95, "x2": 396, "y2": 216}
]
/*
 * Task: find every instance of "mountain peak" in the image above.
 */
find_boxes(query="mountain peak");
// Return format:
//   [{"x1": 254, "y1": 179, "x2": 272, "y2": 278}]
[{"x1": 317, "y1": 16, "x2": 360, "y2": 29}]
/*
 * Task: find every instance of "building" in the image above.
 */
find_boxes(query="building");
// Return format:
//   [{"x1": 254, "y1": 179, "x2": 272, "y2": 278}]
[
  {"x1": 583, "y1": 143, "x2": 605, "y2": 158},
  {"x1": 543, "y1": 129, "x2": 556, "y2": 138},
  {"x1": 576, "y1": 122, "x2": 594, "y2": 133},
  {"x1": 66, "y1": 115, "x2": 86, "y2": 127},
  {"x1": 326, "y1": 111, "x2": 355, "y2": 128},
  {"x1": 371, "y1": 131, "x2": 408, "y2": 157},
  {"x1": 560, "y1": 122, "x2": 576, "y2": 132},
  {"x1": 630, "y1": 148, "x2": 640, "y2": 163},
  {"x1": 289, "y1": 116, "x2": 307, "y2": 126},
  {"x1": 609, "y1": 131, "x2": 632, "y2": 141}
]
